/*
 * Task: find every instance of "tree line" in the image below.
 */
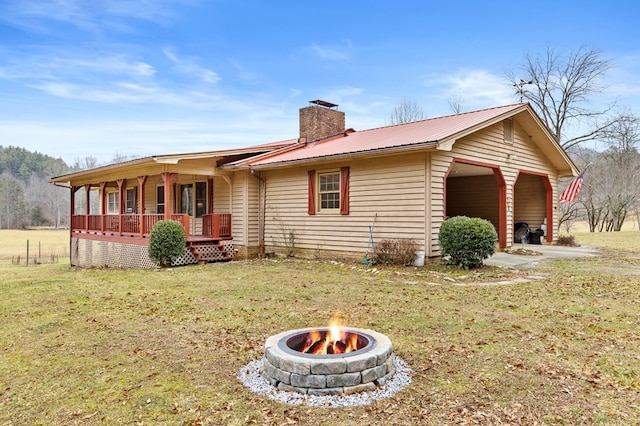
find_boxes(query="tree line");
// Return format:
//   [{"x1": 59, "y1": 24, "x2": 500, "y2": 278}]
[{"x1": 0, "y1": 146, "x2": 71, "y2": 229}]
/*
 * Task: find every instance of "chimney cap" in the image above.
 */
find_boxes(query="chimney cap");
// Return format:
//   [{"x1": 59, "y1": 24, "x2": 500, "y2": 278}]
[{"x1": 309, "y1": 99, "x2": 338, "y2": 109}]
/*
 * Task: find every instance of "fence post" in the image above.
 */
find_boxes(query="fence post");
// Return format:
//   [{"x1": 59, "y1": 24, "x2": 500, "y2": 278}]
[{"x1": 26, "y1": 240, "x2": 29, "y2": 267}]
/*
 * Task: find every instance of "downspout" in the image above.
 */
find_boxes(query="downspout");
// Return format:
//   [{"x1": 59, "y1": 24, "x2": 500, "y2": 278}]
[{"x1": 250, "y1": 168, "x2": 266, "y2": 257}]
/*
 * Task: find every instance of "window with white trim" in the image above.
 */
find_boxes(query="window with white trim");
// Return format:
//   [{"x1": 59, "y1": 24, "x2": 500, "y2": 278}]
[
  {"x1": 107, "y1": 191, "x2": 119, "y2": 214},
  {"x1": 308, "y1": 167, "x2": 349, "y2": 215},
  {"x1": 319, "y1": 171, "x2": 340, "y2": 211}
]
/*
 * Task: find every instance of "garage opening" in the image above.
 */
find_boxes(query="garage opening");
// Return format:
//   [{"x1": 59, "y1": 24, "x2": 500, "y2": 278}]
[
  {"x1": 445, "y1": 160, "x2": 506, "y2": 248},
  {"x1": 513, "y1": 172, "x2": 552, "y2": 243}
]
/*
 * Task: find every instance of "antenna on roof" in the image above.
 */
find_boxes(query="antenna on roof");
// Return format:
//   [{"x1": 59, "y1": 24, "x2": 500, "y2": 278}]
[
  {"x1": 514, "y1": 79, "x2": 533, "y2": 102},
  {"x1": 309, "y1": 100, "x2": 339, "y2": 109}
]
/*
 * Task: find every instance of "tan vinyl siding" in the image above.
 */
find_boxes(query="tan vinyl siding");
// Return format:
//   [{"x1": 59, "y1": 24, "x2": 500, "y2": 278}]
[
  {"x1": 143, "y1": 176, "x2": 163, "y2": 214},
  {"x1": 213, "y1": 177, "x2": 231, "y2": 213},
  {"x1": 446, "y1": 175, "x2": 499, "y2": 229},
  {"x1": 143, "y1": 180, "x2": 154, "y2": 214},
  {"x1": 262, "y1": 153, "x2": 429, "y2": 256},
  {"x1": 231, "y1": 173, "x2": 245, "y2": 246},
  {"x1": 245, "y1": 171, "x2": 261, "y2": 248},
  {"x1": 514, "y1": 173, "x2": 547, "y2": 230}
]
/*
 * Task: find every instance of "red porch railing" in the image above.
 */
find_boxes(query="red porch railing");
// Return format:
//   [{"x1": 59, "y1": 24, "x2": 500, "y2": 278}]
[
  {"x1": 70, "y1": 213, "x2": 229, "y2": 239},
  {"x1": 202, "y1": 213, "x2": 232, "y2": 238}
]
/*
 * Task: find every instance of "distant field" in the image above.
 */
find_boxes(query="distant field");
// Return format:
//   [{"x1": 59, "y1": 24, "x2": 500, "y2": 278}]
[
  {"x1": 0, "y1": 229, "x2": 69, "y2": 260},
  {"x1": 569, "y1": 217, "x2": 638, "y2": 233}
]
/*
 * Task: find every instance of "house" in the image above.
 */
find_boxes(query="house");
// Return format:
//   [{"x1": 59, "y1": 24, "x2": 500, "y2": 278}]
[{"x1": 50, "y1": 100, "x2": 578, "y2": 268}]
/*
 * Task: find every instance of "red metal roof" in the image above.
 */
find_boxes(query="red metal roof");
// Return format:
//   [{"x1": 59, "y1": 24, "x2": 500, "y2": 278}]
[{"x1": 243, "y1": 104, "x2": 526, "y2": 167}]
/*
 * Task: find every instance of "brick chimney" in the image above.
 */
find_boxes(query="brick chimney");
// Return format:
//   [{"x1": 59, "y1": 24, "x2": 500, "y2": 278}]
[{"x1": 299, "y1": 100, "x2": 345, "y2": 142}]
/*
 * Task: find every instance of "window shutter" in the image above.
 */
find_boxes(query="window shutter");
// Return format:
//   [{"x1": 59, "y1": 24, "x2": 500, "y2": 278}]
[
  {"x1": 308, "y1": 170, "x2": 316, "y2": 215},
  {"x1": 340, "y1": 166, "x2": 350, "y2": 215}
]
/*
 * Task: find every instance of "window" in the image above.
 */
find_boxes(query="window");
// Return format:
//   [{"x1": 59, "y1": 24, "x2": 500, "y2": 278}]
[
  {"x1": 195, "y1": 182, "x2": 206, "y2": 217},
  {"x1": 107, "y1": 191, "x2": 119, "y2": 214},
  {"x1": 319, "y1": 172, "x2": 340, "y2": 210},
  {"x1": 125, "y1": 188, "x2": 137, "y2": 213},
  {"x1": 156, "y1": 186, "x2": 165, "y2": 214},
  {"x1": 180, "y1": 184, "x2": 192, "y2": 216},
  {"x1": 308, "y1": 167, "x2": 349, "y2": 215},
  {"x1": 179, "y1": 181, "x2": 207, "y2": 218}
]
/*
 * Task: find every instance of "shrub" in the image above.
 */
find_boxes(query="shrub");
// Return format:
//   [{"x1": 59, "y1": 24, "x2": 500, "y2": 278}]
[
  {"x1": 148, "y1": 220, "x2": 187, "y2": 267},
  {"x1": 556, "y1": 234, "x2": 579, "y2": 247},
  {"x1": 438, "y1": 216, "x2": 497, "y2": 269},
  {"x1": 373, "y1": 238, "x2": 419, "y2": 266}
]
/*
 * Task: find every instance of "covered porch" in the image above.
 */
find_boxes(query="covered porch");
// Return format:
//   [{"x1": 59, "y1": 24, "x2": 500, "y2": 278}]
[{"x1": 69, "y1": 169, "x2": 234, "y2": 265}]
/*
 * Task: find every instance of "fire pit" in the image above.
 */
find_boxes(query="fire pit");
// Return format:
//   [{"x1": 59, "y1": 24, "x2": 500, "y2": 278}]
[{"x1": 262, "y1": 324, "x2": 395, "y2": 396}]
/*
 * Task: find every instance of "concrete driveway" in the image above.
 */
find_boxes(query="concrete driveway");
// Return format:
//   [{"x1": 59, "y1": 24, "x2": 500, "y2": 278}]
[{"x1": 485, "y1": 244, "x2": 600, "y2": 269}]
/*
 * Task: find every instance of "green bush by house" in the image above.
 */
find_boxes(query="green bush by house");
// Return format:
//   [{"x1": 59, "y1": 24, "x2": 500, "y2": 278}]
[
  {"x1": 148, "y1": 220, "x2": 187, "y2": 267},
  {"x1": 438, "y1": 216, "x2": 497, "y2": 269}
]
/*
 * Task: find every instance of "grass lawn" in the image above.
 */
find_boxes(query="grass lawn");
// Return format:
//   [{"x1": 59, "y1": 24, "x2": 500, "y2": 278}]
[{"x1": 0, "y1": 230, "x2": 639, "y2": 425}]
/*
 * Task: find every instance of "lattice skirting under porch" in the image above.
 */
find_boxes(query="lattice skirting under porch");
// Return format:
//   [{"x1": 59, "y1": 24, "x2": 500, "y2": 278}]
[{"x1": 71, "y1": 238, "x2": 202, "y2": 268}]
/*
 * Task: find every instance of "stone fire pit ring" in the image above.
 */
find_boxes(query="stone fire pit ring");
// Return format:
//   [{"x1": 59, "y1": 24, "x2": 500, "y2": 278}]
[{"x1": 262, "y1": 327, "x2": 395, "y2": 396}]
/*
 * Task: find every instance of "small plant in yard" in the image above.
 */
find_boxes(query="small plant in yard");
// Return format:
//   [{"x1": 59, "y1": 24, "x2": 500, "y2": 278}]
[
  {"x1": 556, "y1": 234, "x2": 579, "y2": 247},
  {"x1": 272, "y1": 217, "x2": 297, "y2": 257},
  {"x1": 148, "y1": 220, "x2": 187, "y2": 267},
  {"x1": 373, "y1": 238, "x2": 418, "y2": 266},
  {"x1": 439, "y1": 216, "x2": 497, "y2": 269}
]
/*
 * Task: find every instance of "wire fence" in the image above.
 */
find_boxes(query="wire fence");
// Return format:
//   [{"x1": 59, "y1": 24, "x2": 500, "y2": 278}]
[{"x1": 8, "y1": 240, "x2": 65, "y2": 266}]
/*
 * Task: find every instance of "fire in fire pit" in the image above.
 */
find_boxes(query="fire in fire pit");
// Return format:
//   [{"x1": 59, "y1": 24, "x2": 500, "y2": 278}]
[
  {"x1": 262, "y1": 316, "x2": 395, "y2": 396},
  {"x1": 296, "y1": 315, "x2": 366, "y2": 355}
]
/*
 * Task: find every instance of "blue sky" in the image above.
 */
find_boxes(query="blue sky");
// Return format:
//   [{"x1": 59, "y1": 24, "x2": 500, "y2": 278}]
[{"x1": 1, "y1": 0, "x2": 639, "y2": 165}]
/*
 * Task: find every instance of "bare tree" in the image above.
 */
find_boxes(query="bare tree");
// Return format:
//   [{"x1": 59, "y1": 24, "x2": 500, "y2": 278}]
[
  {"x1": 447, "y1": 90, "x2": 467, "y2": 114},
  {"x1": 386, "y1": 98, "x2": 425, "y2": 125},
  {"x1": 575, "y1": 114, "x2": 640, "y2": 232},
  {"x1": 557, "y1": 201, "x2": 580, "y2": 233},
  {"x1": 507, "y1": 46, "x2": 618, "y2": 150},
  {"x1": 110, "y1": 150, "x2": 131, "y2": 164},
  {"x1": 73, "y1": 156, "x2": 98, "y2": 170},
  {"x1": 600, "y1": 112, "x2": 640, "y2": 231}
]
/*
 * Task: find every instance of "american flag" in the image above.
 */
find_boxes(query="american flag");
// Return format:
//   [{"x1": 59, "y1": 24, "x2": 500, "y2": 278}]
[{"x1": 559, "y1": 171, "x2": 584, "y2": 204}]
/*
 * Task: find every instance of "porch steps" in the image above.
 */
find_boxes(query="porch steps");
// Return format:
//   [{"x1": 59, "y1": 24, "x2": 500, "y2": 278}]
[{"x1": 188, "y1": 241, "x2": 232, "y2": 263}]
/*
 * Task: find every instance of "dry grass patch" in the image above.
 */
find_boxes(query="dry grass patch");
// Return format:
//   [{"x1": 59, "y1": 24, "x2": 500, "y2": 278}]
[
  {"x1": 1, "y1": 231, "x2": 639, "y2": 424},
  {"x1": 1, "y1": 259, "x2": 639, "y2": 425}
]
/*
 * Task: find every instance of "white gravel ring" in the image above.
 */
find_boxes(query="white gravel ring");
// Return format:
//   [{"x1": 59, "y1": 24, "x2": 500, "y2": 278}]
[{"x1": 238, "y1": 354, "x2": 413, "y2": 407}]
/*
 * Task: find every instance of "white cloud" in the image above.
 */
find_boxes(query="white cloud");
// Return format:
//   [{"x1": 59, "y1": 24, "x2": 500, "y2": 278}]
[
  {"x1": 606, "y1": 54, "x2": 640, "y2": 102},
  {"x1": 0, "y1": 52, "x2": 156, "y2": 80},
  {"x1": 425, "y1": 68, "x2": 515, "y2": 109},
  {"x1": 163, "y1": 48, "x2": 221, "y2": 84},
  {"x1": 0, "y1": 0, "x2": 196, "y2": 33},
  {"x1": 28, "y1": 81, "x2": 200, "y2": 105},
  {"x1": 306, "y1": 42, "x2": 352, "y2": 61}
]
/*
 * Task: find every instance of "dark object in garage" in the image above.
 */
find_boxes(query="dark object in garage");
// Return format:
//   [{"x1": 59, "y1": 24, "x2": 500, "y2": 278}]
[
  {"x1": 514, "y1": 222, "x2": 530, "y2": 243},
  {"x1": 529, "y1": 228, "x2": 545, "y2": 245}
]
